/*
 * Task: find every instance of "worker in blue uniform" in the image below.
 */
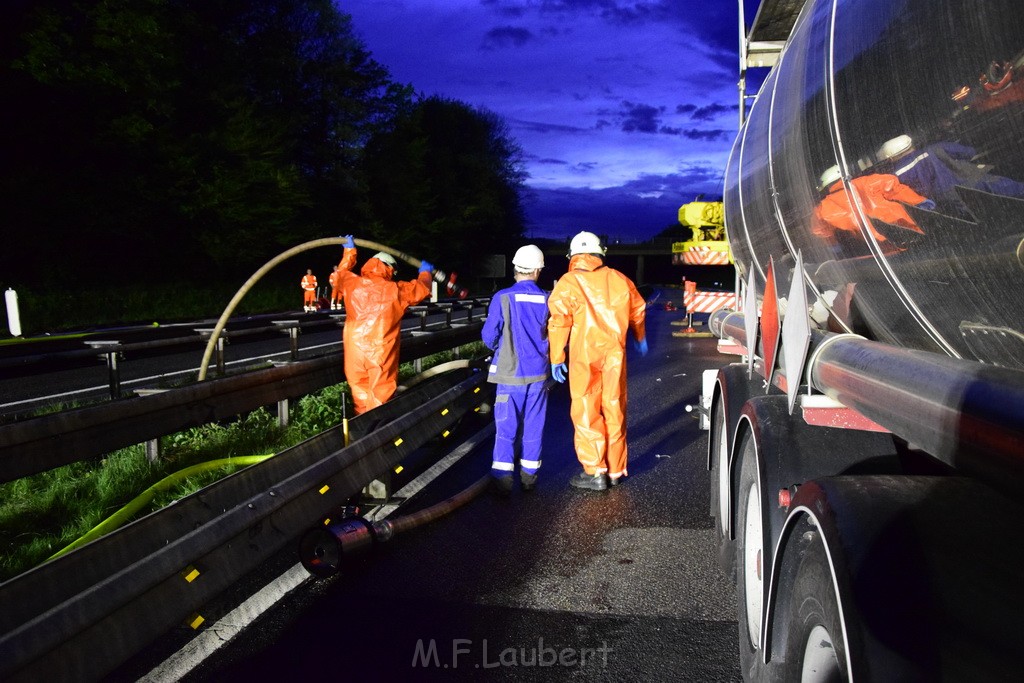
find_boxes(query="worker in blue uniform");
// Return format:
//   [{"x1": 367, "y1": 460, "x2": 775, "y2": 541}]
[
  {"x1": 877, "y1": 134, "x2": 1024, "y2": 220},
  {"x1": 481, "y1": 245, "x2": 551, "y2": 494}
]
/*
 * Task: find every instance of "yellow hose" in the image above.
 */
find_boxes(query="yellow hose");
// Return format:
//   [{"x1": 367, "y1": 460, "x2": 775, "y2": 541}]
[
  {"x1": 197, "y1": 237, "x2": 425, "y2": 380},
  {"x1": 48, "y1": 455, "x2": 272, "y2": 560}
]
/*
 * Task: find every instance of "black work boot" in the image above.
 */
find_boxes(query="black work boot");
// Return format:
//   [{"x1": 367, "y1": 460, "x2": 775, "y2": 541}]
[
  {"x1": 608, "y1": 474, "x2": 623, "y2": 487},
  {"x1": 569, "y1": 471, "x2": 607, "y2": 491},
  {"x1": 520, "y1": 472, "x2": 538, "y2": 491},
  {"x1": 492, "y1": 475, "x2": 513, "y2": 496}
]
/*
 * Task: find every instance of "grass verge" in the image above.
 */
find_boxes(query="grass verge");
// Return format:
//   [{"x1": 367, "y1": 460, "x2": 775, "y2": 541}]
[{"x1": 0, "y1": 344, "x2": 485, "y2": 582}]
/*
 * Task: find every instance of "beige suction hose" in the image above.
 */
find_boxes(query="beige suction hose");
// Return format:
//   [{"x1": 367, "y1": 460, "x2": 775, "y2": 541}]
[{"x1": 197, "y1": 237, "x2": 425, "y2": 381}]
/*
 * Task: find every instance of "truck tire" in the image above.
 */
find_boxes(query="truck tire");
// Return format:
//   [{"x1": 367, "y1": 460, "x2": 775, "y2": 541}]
[
  {"x1": 784, "y1": 529, "x2": 849, "y2": 682},
  {"x1": 735, "y1": 434, "x2": 764, "y2": 679},
  {"x1": 711, "y1": 394, "x2": 735, "y2": 578}
]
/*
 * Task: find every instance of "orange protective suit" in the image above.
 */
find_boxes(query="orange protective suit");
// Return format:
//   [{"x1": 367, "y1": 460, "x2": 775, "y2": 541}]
[
  {"x1": 335, "y1": 247, "x2": 432, "y2": 414},
  {"x1": 329, "y1": 267, "x2": 343, "y2": 307},
  {"x1": 813, "y1": 175, "x2": 926, "y2": 251},
  {"x1": 547, "y1": 254, "x2": 646, "y2": 480},
  {"x1": 301, "y1": 272, "x2": 317, "y2": 306}
]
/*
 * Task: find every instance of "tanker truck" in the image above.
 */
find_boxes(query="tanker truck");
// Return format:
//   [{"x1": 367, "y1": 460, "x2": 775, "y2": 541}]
[{"x1": 705, "y1": 0, "x2": 1024, "y2": 680}]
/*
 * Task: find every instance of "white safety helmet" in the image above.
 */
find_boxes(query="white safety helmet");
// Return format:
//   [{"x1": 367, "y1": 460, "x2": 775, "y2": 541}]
[
  {"x1": 372, "y1": 251, "x2": 397, "y2": 268},
  {"x1": 877, "y1": 134, "x2": 913, "y2": 161},
  {"x1": 567, "y1": 231, "x2": 606, "y2": 257},
  {"x1": 512, "y1": 244, "x2": 545, "y2": 271},
  {"x1": 819, "y1": 165, "x2": 842, "y2": 190}
]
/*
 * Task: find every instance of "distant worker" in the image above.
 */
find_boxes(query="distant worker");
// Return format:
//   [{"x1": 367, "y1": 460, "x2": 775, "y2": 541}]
[
  {"x1": 334, "y1": 235, "x2": 433, "y2": 414},
  {"x1": 813, "y1": 165, "x2": 934, "y2": 254},
  {"x1": 481, "y1": 244, "x2": 551, "y2": 494},
  {"x1": 329, "y1": 264, "x2": 343, "y2": 310},
  {"x1": 876, "y1": 134, "x2": 1024, "y2": 220},
  {"x1": 548, "y1": 231, "x2": 647, "y2": 491},
  {"x1": 301, "y1": 269, "x2": 318, "y2": 313}
]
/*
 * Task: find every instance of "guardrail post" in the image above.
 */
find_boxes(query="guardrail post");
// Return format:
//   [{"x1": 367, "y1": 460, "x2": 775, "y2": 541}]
[
  {"x1": 277, "y1": 397, "x2": 289, "y2": 427},
  {"x1": 216, "y1": 337, "x2": 226, "y2": 375},
  {"x1": 134, "y1": 390, "x2": 170, "y2": 461},
  {"x1": 86, "y1": 341, "x2": 122, "y2": 399},
  {"x1": 409, "y1": 305, "x2": 430, "y2": 332},
  {"x1": 145, "y1": 438, "x2": 161, "y2": 463},
  {"x1": 272, "y1": 320, "x2": 301, "y2": 361},
  {"x1": 436, "y1": 302, "x2": 453, "y2": 328},
  {"x1": 197, "y1": 328, "x2": 228, "y2": 376}
]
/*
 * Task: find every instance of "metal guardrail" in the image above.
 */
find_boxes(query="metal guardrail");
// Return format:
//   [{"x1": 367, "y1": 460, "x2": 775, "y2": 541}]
[
  {"x1": 0, "y1": 299, "x2": 491, "y2": 379},
  {"x1": 0, "y1": 323, "x2": 483, "y2": 483},
  {"x1": 0, "y1": 366, "x2": 489, "y2": 681}
]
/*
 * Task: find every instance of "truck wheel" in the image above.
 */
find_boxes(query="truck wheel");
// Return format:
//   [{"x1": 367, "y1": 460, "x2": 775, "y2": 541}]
[
  {"x1": 784, "y1": 530, "x2": 849, "y2": 682},
  {"x1": 711, "y1": 395, "x2": 735, "y2": 577},
  {"x1": 735, "y1": 435, "x2": 764, "y2": 678}
]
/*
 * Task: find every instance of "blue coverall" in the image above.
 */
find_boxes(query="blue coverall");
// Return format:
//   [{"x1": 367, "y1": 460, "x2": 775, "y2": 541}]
[
  {"x1": 893, "y1": 141, "x2": 1024, "y2": 219},
  {"x1": 481, "y1": 280, "x2": 550, "y2": 478}
]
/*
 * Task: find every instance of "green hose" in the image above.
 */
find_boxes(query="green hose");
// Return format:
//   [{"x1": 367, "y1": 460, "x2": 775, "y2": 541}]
[{"x1": 48, "y1": 455, "x2": 272, "y2": 560}]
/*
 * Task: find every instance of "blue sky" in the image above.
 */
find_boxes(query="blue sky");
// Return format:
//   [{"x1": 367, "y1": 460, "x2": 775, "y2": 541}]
[{"x1": 341, "y1": 0, "x2": 763, "y2": 241}]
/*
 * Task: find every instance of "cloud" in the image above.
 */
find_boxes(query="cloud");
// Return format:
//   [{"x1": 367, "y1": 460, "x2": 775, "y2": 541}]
[
  {"x1": 511, "y1": 118, "x2": 591, "y2": 134},
  {"x1": 481, "y1": 26, "x2": 535, "y2": 49},
  {"x1": 681, "y1": 129, "x2": 730, "y2": 141},
  {"x1": 620, "y1": 102, "x2": 666, "y2": 133},
  {"x1": 690, "y1": 102, "x2": 738, "y2": 121},
  {"x1": 523, "y1": 166, "x2": 727, "y2": 240}
]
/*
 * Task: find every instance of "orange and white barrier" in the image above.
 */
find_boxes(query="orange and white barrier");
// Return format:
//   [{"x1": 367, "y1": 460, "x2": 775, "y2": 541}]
[
  {"x1": 678, "y1": 247, "x2": 731, "y2": 266},
  {"x1": 684, "y1": 290, "x2": 737, "y2": 314}
]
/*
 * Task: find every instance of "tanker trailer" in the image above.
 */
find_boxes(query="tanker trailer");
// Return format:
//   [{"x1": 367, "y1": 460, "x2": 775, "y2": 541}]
[{"x1": 705, "y1": 0, "x2": 1024, "y2": 680}]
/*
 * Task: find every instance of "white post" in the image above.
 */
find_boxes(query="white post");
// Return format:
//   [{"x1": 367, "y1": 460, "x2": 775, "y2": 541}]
[{"x1": 5, "y1": 288, "x2": 22, "y2": 337}]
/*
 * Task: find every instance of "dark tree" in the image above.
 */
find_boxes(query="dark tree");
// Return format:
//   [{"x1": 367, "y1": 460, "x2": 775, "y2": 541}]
[
  {"x1": 361, "y1": 96, "x2": 527, "y2": 278},
  {"x1": 0, "y1": 0, "x2": 410, "y2": 284}
]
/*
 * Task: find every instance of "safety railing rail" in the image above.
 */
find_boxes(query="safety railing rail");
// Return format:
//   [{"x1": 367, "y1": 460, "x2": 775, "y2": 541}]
[
  {"x1": 0, "y1": 365, "x2": 489, "y2": 682},
  {"x1": 0, "y1": 323, "x2": 483, "y2": 483},
  {"x1": 0, "y1": 298, "x2": 491, "y2": 374}
]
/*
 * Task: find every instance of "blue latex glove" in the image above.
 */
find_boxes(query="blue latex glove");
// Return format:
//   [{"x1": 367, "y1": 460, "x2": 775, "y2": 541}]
[
  {"x1": 343, "y1": 235, "x2": 355, "y2": 248},
  {"x1": 917, "y1": 199, "x2": 936, "y2": 211},
  {"x1": 419, "y1": 260, "x2": 433, "y2": 273},
  {"x1": 551, "y1": 362, "x2": 567, "y2": 383},
  {"x1": 634, "y1": 338, "x2": 649, "y2": 356}
]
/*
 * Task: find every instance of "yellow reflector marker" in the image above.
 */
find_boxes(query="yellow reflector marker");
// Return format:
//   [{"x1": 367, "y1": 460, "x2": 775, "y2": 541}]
[
  {"x1": 441, "y1": 408, "x2": 449, "y2": 416},
  {"x1": 319, "y1": 484, "x2": 330, "y2": 494},
  {"x1": 443, "y1": 430, "x2": 450, "y2": 438},
  {"x1": 183, "y1": 566, "x2": 200, "y2": 583},
  {"x1": 189, "y1": 614, "x2": 205, "y2": 630},
  {"x1": 394, "y1": 437, "x2": 404, "y2": 447},
  {"x1": 394, "y1": 465, "x2": 404, "y2": 474},
  {"x1": 323, "y1": 518, "x2": 331, "y2": 526},
  {"x1": 474, "y1": 387, "x2": 480, "y2": 393}
]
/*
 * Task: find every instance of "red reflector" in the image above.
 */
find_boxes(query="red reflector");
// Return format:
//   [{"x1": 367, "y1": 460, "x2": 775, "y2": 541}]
[{"x1": 778, "y1": 488, "x2": 791, "y2": 508}]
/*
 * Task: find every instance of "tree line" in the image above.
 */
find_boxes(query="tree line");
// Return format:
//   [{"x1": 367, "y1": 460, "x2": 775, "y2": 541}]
[{"x1": 0, "y1": 0, "x2": 527, "y2": 288}]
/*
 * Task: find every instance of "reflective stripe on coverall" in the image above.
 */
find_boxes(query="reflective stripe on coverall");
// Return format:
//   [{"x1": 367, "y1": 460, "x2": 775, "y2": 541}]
[
  {"x1": 547, "y1": 254, "x2": 646, "y2": 480},
  {"x1": 301, "y1": 274, "x2": 317, "y2": 305},
  {"x1": 336, "y1": 247, "x2": 431, "y2": 414},
  {"x1": 482, "y1": 281, "x2": 551, "y2": 475}
]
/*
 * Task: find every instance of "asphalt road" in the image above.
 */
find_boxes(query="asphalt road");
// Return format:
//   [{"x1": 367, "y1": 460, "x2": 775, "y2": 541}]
[{"x1": 173, "y1": 304, "x2": 742, "y2": 682}]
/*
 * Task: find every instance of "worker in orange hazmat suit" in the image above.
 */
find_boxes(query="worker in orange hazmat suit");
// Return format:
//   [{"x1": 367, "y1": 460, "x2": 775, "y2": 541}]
[
  {"x1": 334, "y1": 235, "x2": 433, "y2": 414},
  {"x1": 301, "y1": 269, "x2": 318, "y2": 312},
  {"x1": 812, "y1": 165, "x2": 934, "y2": 254},
  {"x1": 329, "y1": 264, "x2": 343, "y2": 310},
  {"x1": 548, "y1": 231, "x2": 647, "y2": 491}
]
